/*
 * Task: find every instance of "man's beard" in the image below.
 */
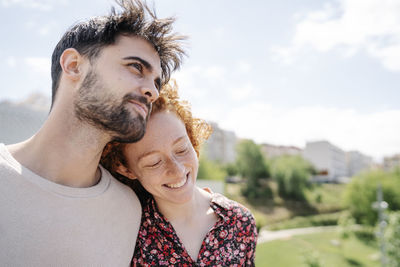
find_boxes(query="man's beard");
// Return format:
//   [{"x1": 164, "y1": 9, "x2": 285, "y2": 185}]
[{"x1": 73, "y1": 69, "x2": 151, "y2": 143}]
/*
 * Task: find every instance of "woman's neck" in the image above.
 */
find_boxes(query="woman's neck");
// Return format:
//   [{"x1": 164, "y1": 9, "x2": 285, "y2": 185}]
[{"x1": 155, "y1": 187, "x2": 212, "y2": 223}]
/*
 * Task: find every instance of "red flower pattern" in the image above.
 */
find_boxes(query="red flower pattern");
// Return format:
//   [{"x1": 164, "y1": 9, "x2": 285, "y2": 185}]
[{"x1": 132, "y1": 193, "x2": 257, "y2": 266}]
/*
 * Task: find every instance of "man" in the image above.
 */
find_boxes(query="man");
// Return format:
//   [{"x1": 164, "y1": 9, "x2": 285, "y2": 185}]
[{"x1": 0, "y1": 0, "x2": 185, "y2": 266}]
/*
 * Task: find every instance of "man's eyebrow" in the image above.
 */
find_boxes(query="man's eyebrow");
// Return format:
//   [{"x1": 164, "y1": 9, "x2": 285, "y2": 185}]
[{"x1": 123, "y1": 56, "x2": 153, "y2": 71}]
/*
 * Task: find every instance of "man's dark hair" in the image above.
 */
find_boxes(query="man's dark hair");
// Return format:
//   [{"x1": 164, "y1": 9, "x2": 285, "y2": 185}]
[{"x1": 51, "y1": 0, "x2": 186, "y2": 106}]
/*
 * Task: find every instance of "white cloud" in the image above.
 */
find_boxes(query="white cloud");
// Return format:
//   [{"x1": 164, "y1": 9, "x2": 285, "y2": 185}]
[
  {"x1": 229, "y1": 83, "x2": 254, "y2": 101},
  {"x1": 273, "y1": 0, "x2": 400, "y2": 71},
  {"x1": 6, "y1": 56, "x2": 16, "y2": 67},
  {"x1": 172, "y1": 64, "x2": 228, "y2": 101},
  {"x1": 204, "y1": 65, "x2": 226, "y2": 80},
  {"x1": 25, "y1": 57, "x2": 50, "y2": 75},
  {"x1": 236, "y1": 61, "x2": 252, "y2": 73},
  {"x1": 270, "y1": 45, "x2": 299, "y2": 65},
  {"x1": 211, "y1": 26, "x2": 226, "y2": 40},
  {"x1": 367, "y1": 42, "x2": 400, "y2": 72},
  {"x1": 1, "y1": 0, "x2": 55, "y2": 10},
  {"x1": 212, "y1": 103, "x2": 400, "y2": 161},
  {"x1": 25, "y1": 20, "x2": 57, "y2": 36}
]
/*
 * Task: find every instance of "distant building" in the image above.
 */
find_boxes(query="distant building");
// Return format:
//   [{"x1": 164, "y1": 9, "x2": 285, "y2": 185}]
[
  {"x1": 383, "y1": 154, "x2": 400, "y2": 171},
  {"x1": 260, "y1": 143, "x2": 302, "y2": 158},
  {"x1": 204, "y1": 122, "x2": 237, "y2": 163},
  {"x1": 346, "y1": 151, "x2": 373, "y2": 177},
  {"x1": 303, "y1": 140, "x2": 347, "y2": 182}
]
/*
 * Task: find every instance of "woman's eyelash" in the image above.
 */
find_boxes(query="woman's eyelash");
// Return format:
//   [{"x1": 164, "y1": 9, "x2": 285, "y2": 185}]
[
  {"x1": 146, "y1": 160, "x2": 161, "y2": 168},
  {"x1": 176, "y1": 147, "x2": 188, "y2": 154}
]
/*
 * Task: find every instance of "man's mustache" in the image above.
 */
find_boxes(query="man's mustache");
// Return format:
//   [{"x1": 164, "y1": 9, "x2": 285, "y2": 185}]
[{"x1": 123, "y1": 94, "x2": 152, "y2": 117}]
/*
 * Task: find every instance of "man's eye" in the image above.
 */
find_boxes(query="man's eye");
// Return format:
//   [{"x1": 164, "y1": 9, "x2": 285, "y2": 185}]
[{"x1": 130, "y1": 62, "x2": 143, "y2": 72}]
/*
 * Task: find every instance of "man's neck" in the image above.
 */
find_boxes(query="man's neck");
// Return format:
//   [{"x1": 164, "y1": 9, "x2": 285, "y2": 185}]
[{"x1": 8, "y1": 109, "x2": 110, "y2": 188}]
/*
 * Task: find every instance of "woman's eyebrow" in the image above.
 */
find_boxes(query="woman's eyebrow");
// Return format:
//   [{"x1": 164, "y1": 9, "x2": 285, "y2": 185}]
[
  {"x1": 172, "y1": 136, "x2": 186, "y2": 146},
  {"x1": 137, "y1": 150, "x2": 159, "y2": 162},
  {"x1": 137, "y1": 136, "x2": 187, "y2": 161}
]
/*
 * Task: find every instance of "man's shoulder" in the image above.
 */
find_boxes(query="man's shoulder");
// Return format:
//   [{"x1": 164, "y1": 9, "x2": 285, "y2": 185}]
[
  {"x1": 0, "y1": 143, "x2": 18, "y2": 175},
  {"x1": 101, "y1": 166, "x2": 141, "y2": 206}
]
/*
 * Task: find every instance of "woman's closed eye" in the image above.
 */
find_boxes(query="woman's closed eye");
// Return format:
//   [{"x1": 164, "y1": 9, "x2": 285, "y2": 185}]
[
  {"x1": 144, "y1": 160, "x2": 162, "y2": 168},
  {"x1": 176, "y1": 146, "x2": 189, "y2": 155}
]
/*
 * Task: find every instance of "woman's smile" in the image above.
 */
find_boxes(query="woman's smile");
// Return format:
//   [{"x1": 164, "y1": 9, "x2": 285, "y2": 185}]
[{"x1": 164, "y1": 172, "x2": 189, "y2": 189}]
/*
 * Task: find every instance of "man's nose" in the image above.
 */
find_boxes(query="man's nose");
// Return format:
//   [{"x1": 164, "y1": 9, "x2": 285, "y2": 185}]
[{"x1": 140, "y1": 80, "x2": 159, "y2": 103}]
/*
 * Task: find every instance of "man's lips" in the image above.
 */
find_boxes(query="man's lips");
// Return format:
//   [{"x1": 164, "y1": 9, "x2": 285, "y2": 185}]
[{"x1": 128, "y1": 100, "x2": 148, "y2": 118}]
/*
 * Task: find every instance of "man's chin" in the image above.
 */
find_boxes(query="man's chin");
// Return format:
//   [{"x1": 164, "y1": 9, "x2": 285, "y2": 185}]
[{"x1": 111, "y1": 128, "x2": 146, "y2": 143}]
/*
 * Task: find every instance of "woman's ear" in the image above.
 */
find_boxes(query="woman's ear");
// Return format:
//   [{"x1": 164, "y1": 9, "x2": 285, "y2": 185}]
[{"x1": 116, "y1": 163, "x2": 137, "y2": 180}]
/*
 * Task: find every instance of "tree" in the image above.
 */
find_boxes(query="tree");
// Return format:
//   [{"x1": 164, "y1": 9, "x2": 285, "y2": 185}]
[
  {"x1": 197, "y1": 153, "x2": 227, "y2": 181},
  {"x1": 344, "y1": 169, "x2": 400, "y2": 225},
  {"x1": 235, "y1": 139, "x2": 271, "y2": 199},
  {"x1": 236, "y1": 139, "x2": 269, "y2": 179},
  {"x1": 270, "y1": 155, "x2": 314, "y2": 201},
  {"x1": 224, "y1": 163, "x2": 238, "y2": 177}
]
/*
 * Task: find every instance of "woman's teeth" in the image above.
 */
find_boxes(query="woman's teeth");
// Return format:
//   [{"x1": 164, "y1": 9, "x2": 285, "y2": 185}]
[{"x1": 165, "y1": 176, "x2": 187, "y2": 189}]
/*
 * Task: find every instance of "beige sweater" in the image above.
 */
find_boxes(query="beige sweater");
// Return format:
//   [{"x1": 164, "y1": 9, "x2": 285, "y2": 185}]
[{"x1": 0, "y1": 144, "x2": 141, "y2": 267}]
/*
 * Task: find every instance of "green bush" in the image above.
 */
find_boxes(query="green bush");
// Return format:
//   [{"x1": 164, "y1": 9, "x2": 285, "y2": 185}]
[
  {"x1": 271, "y1": 155, "x2": 314, "y2": 201},
  {"x1": 385, "y1": 211, "x2": 400, "y2": 266},
  {"x1": 338, "y1": 211, "x2": 356, "y2": 239},
  {"x1": 343, "y1": 169, "x2": 400, "y2": 225},
  {"x1": 353, "y1": 227, "x2": 376, "y2": 246},
  {"x1": 241, "y1": 181, "x2": 273, "y2": 201},
  {"x1": 303, "y1": 251, "x2": 322, "y2": 267},
  {"x1": 197, "y1": 154, "x2": 227, "y2": 181},
  {"x1": 235, "y1": 139, "x2": 269, "y2": 179},
  {"x1": 225, "y1": 163, "x2": 238, "y2": 176},
  {"x1": 235, "y1": 139, "x2": 272, "y2": 200},
  {"x1": 253, "y1": 211, "x2": 268, "y2": 232}
]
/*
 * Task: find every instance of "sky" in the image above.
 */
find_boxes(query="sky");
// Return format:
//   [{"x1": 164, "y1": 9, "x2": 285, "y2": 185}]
[{"x1": 0, "y1": 0, "x2": 399, "y2": 161}]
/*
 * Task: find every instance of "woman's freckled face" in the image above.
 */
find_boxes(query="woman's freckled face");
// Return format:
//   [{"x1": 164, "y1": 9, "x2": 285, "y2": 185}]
[{"x1": 123, "y1": 111, "x2": 199, "y2": 204}]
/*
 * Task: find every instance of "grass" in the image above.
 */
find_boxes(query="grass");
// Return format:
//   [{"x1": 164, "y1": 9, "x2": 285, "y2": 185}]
[
  {"x1": 267, "y1": 212, "x2": 342, "y2": 230},
  {"x1": 225, "y1": 181, "x2": 347, "y2": 230},
  {"x1": 305, "y1": 183, "x2": 346, "y2": 213},
  {"x1": 255, "y1": 229, "x2": 380, "y2": 267}
]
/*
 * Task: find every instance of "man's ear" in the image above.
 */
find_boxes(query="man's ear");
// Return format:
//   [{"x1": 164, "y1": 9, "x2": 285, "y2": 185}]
[
  {"x1": 116, "y1": 164, "x2": 137, "y2": 180},
  {"x1": 59, "y1": 48, "x2": 84, "y2": 81}
]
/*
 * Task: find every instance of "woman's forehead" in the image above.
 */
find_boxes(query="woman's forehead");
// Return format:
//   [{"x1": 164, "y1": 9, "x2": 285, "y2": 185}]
[{"x1": 127, "y1": 112, "x2": 187, "y2": 153}]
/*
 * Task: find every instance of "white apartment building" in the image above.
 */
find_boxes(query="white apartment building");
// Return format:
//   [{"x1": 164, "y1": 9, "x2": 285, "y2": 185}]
[
  {"x1": 260, "y1": 143, "x2": 302, "y2": 158},
  {"x1": 204, "y1": 122, "x2": 237, "y2": 163},
  {"x1": 346, "y1": 151, "x2": 373, "y2": 177},
  {"x1": 303, "y1": 140, "x2": 347, "y2": 181},
  {"x1": 383, "y1": 154, "x2": 400, "y2": 171}
]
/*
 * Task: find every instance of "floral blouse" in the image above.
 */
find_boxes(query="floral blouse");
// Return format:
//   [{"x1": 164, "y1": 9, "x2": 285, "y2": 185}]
[{"x1": 132, "y1": 193, "x2": 257, "y2": 266}]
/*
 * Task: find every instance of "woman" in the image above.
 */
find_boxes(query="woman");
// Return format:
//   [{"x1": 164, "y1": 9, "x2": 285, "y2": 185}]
[{"x1": 101, "y1": 82, "x2": 257, "y2": 266}]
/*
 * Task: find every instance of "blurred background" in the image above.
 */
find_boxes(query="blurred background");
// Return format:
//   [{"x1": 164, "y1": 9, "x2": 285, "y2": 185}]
[{"x1": 1, "y1": 0, "x2": 400, "y2": 266}]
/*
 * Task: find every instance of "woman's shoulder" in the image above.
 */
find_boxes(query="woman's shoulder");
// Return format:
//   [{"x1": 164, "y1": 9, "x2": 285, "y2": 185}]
[{"x1": 210, "y1": 192, "x2": 255, "y2": 224}]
